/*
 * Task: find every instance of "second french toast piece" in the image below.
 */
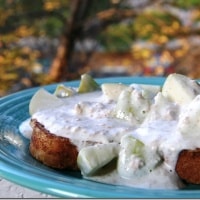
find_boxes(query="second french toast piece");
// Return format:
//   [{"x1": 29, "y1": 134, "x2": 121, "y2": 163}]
[{"x1": 175, "y1": 148, "x2": 200, "y2": 184}]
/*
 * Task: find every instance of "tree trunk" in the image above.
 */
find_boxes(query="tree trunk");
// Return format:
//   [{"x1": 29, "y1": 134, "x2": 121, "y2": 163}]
[
  {"x1": 47, "y1": 0, "x2": 149, "y2": 83},
  {"x1": 48, "y1": 0, "x2": 90, "y2": 83}
]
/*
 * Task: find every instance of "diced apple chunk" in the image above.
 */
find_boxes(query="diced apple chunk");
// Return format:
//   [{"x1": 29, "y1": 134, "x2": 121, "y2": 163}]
[
  {"x1": 115, "y1": 88, "x2": 150, "y2": 123},
  {"x1": 29, "y1": 88, "x2": 64, "y2": 115},
  {"x1": 78, "y1": 74, "x2": 100, "y2": 93},
  {"x1": 118, "y1": 135, "x2": 162, "y2": 178},
  {"x1": 162, "y1": 73, "x2": 200, "y2": 105},
  {"x1": 131, "y1": 84, "x2": 161, "y2": 99},
  {"x1": 101, "y1": 83, "x2": 128, "y2": 101},
  {"x1": 178, "y1": 95, "x2": 200, "y2": 137},
  {"x1": 77, "y1": 143, "x2": 119, "y2": 176},
  {"x1": 54, "y1": 84, "x2": 75, "y2": 98}
]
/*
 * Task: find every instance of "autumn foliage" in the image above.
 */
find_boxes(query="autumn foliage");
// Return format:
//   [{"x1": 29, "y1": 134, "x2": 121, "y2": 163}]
[{"x1": 1, "y1": 0, "x2": 200, "y2": 96}]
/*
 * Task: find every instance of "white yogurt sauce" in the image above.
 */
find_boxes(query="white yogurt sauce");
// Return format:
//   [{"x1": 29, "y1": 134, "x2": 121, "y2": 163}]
[{"x1": 19, "y1": 87, "x2": 200, "y2": 190}]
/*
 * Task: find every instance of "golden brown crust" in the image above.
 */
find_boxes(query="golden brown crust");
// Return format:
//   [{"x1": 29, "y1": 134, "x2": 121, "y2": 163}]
[
  {"x1": 29, "y1": 119, "x2": 79, "y2": 170},
  {"x1": 175, "y1": 148, "x2": 200, "y2": 184}
]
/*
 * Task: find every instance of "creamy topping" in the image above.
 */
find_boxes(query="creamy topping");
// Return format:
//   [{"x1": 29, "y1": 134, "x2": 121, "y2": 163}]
[
  {"x1": 19, "y1": 81, "x2": 200, "y2": 190},
  {"x1": 28, "y1": 91, "x2": 135, "y2": 145}
]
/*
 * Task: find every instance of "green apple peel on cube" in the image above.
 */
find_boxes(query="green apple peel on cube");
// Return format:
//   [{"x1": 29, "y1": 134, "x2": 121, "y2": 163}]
[{"x1": 78, "y1": 74, "x2": 100, "y2": 93}]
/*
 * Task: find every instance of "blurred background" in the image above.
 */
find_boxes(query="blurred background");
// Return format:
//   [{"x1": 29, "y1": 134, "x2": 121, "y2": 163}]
[{"x1": 1, "y1": 0, "x2": 200, "y2": 97}]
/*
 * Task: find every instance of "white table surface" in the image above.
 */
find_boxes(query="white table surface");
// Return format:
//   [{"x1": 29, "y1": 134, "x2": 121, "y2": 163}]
[{"x1": 0, "y1": 178, "x2": 55, "y2": 198}]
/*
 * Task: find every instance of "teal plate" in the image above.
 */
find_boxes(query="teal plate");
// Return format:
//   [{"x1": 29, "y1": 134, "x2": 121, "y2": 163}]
[{"x1": 0, "y1": 76, "x2": 200, "y2": 198}]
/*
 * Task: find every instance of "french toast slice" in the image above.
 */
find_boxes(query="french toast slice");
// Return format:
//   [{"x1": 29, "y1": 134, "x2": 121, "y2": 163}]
[
  {"x1": 29, "y1": 119, "x2": 79, "y2": 170},
  {"x1": 175, "y1": 148, "x2": 200, "y2": 184}
]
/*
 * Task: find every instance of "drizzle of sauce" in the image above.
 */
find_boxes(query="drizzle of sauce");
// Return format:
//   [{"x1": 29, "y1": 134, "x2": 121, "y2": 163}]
[{"x1": 19, "y1": 88, "x2": 200, "y2": 189}]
